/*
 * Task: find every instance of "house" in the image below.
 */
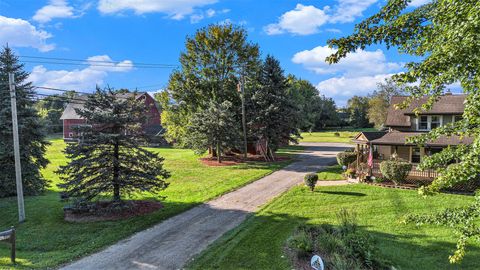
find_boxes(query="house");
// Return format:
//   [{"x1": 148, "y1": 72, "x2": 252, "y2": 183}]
[
  {"x1": 60, "y1": 92, "x2": 162, "y2": 142},
  {"x1": 353, "y1": 93, "x2": 472, "y2": 180}
]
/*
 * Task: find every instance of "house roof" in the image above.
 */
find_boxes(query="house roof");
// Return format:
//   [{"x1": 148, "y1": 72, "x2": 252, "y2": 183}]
[
  {"x1": 352, "y1": 131, "x2": 387, "y2": 144},
  {"x1": 371, "y1": 131, "x2": 473, "y2": 146},
  {"x1": 386, "y1": 94, "x2": 466, "y2": 127},
  {"x1": 60, "y1": 92, "x2": 159, "y2": 120}
]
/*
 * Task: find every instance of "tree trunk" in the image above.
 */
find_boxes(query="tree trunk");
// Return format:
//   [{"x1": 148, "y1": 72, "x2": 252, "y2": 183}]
[
  {"x1": 113, "y1": 140, "x2": 121, "y2": 202},
  {"x1": 217, "y1": 141, "x2": 221, "y2": 163}
]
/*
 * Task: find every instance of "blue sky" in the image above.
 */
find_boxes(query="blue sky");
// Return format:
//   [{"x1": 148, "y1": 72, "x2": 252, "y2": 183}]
[{"x1": 0, "y1": 0, "x2": 429, "y2": 106}]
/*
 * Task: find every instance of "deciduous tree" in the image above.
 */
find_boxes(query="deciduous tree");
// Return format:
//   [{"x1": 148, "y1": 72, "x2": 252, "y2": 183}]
[{"x1": 367, "y1": 78, "x2": 405, "y2": 129}]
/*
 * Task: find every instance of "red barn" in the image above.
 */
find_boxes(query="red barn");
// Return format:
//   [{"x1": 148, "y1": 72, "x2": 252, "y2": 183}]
[{"x1": 60, "y1": 92, "x2": 162, "y2": 142}]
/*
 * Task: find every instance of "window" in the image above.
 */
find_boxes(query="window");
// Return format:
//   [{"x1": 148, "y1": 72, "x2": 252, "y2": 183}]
[
  {"x1": 431, "y1": 116, "x2": 440, "y2": 129},
  {"x1": 453, "y1": 115, "x2": 463, "y2": 122},
  {"x1": 426, "y1": 147, "x2": 442, "y2": 156},
  {"x1": 419, "y1": 116, "x2": 428, "y2": 130},
  {"x1": 411, "y1": 147, "x2": 421, "y2": 163}
]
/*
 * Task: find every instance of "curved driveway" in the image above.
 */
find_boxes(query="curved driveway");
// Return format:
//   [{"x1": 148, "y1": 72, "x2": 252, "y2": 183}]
[{"x1": 61, "y1": 143, "x2": 352, "y2": 270}]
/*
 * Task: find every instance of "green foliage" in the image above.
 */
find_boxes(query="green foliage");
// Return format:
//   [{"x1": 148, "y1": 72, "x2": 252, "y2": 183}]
[
  {"x1": 286, "y1": 225, "x2": 314, "y2": 258},
  {"x1": 334, "y1": 132, "x2": 340, "y2": 137},
  {"x1": 347, "y1": 96, "x2": 371, "y2": 128},
  {"x1": 379, "y1": 159, "x2": 412, "y2": 185},
  {"x1": 367, "y1": 78, "x2": 405, "y2": 129},
  {"x1": 34, "y1": 92, "x2": 75, "y2": 134},
  {"x1": 164, "y1": 24, "x2": 259, "y2": 150},
  {"x1": 186, "y1": 101, "x2": 240, "y2": 162},
  {"x1": 403, "y1": 195, "x2": 480, "y2": 263},
  {"x1": 57, "y1": 88, "x2": 170, "y2": 203},
  {"x1": 287, "y1": 209, "x2": 390, "y2": 270},
  {"x1": 247, "y1": 55, "x2": 300, "y2": 160},
  {"x1": 287, "y1": 75, "x2": 339, "y2": 131},
  {"x1": 326, "y1": 0, "x2": 480, "y2": 262},
  {"x1": 304, "y1": 173, "x2": 318, "y2": 191},
  {"x1": 0, "y1": 46, "x2": 49, "y2": 197},
  {"x1": 336, "y1": 151, "x2": 357, "y2": 166}
]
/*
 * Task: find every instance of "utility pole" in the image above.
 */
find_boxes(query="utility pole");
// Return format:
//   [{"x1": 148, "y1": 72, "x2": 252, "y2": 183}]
[
  {"x1": 238, "y1": 74, "x2": 248, "y2": 159},
  {"x1": 9, "y1": 73, "x2": 25, "y2": 223}
]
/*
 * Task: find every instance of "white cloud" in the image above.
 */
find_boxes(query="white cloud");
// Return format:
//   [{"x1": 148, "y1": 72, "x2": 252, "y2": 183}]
[
  {"x1": 264, "y1": 4, "x2": 329, "y2": 35},
  {"x1": 316, "y1": 74, "x2": 393, "y2": 103},
  {"x1": 292, "y1": 45, "x2": 402, "y2": 76},
  {"x1": 265, "y1": 0, "x2": 378, "y2": 35},
  {"x1": 409, "y1": 0, "x2": 431, "y2": 7},
  {"x1": 33, "y1": 0, "x2": 76, "y2": 23},
  {"x1": 189, "y1": 8, "x2": 229, "y2": 23},
  {"x1": 329, "y1": 0, "x2": 378, "y2": 23},
  {"x1": 0, "y1": 15, "x2": 55, "y2": 52},
  {"x1": 29, "y1": 55, "x2": 133, "y2": 91},
  {"x1": 98, "y1": 0, "x2": 217, "y2": 19}
]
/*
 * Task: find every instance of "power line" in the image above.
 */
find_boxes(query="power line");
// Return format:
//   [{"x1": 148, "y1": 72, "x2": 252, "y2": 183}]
[
  {"x1": 34, "y1": 86, "x2": 92, "y2": 95},
  {"x1": 19, "y1": 55, "x2": 178, "y2": 68},
  {"x1": 20, "y1": 60, "x2": 176, "y2": 69}
]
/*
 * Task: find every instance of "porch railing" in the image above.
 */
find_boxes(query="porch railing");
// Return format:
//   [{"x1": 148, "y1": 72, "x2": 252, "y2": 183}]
[{"x1": 371, "y1": 160, "x2": 439, "y2": 179}]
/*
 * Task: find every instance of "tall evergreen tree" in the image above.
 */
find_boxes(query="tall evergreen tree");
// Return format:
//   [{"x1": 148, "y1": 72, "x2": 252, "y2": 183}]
[
  {"x1": 247, "y1": 55, "x2": 299, "y2": 161},
  {"x1": 347, "y1": 96, "x2": 371, "y2": 128},
  {"x1": 57, "y1": 89, "x2": 170, "y2": 203},
  {"x1": 0, "y1": 46, "x2": 49, "y2": 197}
]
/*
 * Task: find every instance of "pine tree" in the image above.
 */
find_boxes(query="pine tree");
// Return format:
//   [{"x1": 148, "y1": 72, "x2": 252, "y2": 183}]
[
  {"x1": 0, "y1": 46, "x2": 49, "y2": 197},
  {"x1": 57, "y1": 88, "x2": 170, "y2": 203},
  {"x1": 186, "y1": 101, "x2": 240, "y2": 163},
  {"x1": 247, "y1": 55, "x2": 300, "y2": 161}
]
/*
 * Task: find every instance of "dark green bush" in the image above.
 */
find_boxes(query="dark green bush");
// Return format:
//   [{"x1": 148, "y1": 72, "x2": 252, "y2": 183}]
[
  {"x1": 334, "y1": 132, "x2": 341, "y2": 137},
  {"x1": 304, "y1": 173, "x2": 319, "y2": 191},
  {"x1": 380, "y1": 159, "x2": 412, "y2": 185},
  {"x1": 336, "y1": 151, "x2": 357, "y2": 167}
]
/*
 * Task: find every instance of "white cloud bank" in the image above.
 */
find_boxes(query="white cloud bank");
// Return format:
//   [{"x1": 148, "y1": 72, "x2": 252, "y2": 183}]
[
  {"x1": 265, "y1": 0, "x2": 378, "y2": 35},
  {"x1": 292, "y1": 45, "x2": 401, "y2": 76},
  {"x1": 0, "y1": 16, "x2": 55, "y2": 52},
  {"x1": 292, "y1": 45, "x2": 403, "y2": 104},
  {"x1": 97, "y1": 0, "x2": 218, "y2": 19},
  {"x1": 29, "y1": 55, "x2": 133, "y2": 91}
]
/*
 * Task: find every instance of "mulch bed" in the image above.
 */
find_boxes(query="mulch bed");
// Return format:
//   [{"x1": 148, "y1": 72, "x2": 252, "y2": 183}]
[
  {"x1": 64, "y1": 200, "x2": 163, "y2": 222},
  {"x1": 200, "y1": 155, "x2": 291, "y2": 167}
]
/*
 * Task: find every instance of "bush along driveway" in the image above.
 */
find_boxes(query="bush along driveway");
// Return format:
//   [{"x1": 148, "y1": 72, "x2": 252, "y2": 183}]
[{"x1": 61, "y1": 143, "x2": 351, "y2": 270}]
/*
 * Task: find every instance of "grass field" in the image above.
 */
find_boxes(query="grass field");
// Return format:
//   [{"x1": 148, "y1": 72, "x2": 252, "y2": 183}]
[
  {"x1": 300, "y1": 128, "x2": 377, "y2": 143},
  {"x1": 0, "y1": 138, "x2": 297, "y2": 269},
  {"x1": 189, "y1": 184, "x2": 480, "y2": 270},
  {"x1": 317, "y1": 165, "x2": 345, "y2": 181}
]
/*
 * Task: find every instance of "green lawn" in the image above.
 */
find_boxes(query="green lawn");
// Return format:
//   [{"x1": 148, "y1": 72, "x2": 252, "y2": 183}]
[
  {"x1": 189, "y1": 184, "x2": 480, "y2": 270},
  {"x1": 0, "y1": 138, "x2": 297, "y2": 269},
  {"x1": 300, "y1": 128, "x2": 376, "y2": 143},
  {"x1": 317, "y1": 165, "x2": 345, "y2": 181}
]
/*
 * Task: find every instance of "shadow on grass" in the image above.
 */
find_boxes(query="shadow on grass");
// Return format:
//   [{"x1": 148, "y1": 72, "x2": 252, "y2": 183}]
[
  {"x1": 189, "y1": 210, "x2": 480, "y2": 270},
  {"x1": 319, "y1": 191, "x2": 366, "y2": 196}
]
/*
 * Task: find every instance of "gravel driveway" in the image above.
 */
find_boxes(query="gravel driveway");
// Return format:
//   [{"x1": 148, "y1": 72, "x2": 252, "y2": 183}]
[{"x1": 61, "y1": 143, "x2": 352, "y2": 270}]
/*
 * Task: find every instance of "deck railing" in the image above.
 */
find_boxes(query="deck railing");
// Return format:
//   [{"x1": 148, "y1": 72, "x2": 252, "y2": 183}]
[{"x1": 371, "y1": 160, "x2": 439, "y2": 179}]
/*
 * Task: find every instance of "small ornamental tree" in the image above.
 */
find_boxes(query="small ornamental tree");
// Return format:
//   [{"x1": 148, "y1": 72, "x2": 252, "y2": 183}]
[
  {"x1": 304, "y1": 173, "x2": 319, "y2": 191},
  {"x1": 186, "y1": 101, "x2": 240, "y2": 163},
  {"x1": 57, "y1": 88, "x2": 170, "y2": 204}
]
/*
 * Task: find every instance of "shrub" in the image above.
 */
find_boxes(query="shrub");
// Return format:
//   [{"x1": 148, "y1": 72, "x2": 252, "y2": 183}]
[
  {"x1": 304, "y1": 173, "x2": 319, "y2": 191},
  {"x1": 379, "y1": 159, "x2": 412, "y2": 185},
  {"x1": 334, "y1": 132, "x2": 341, "y2": 137},
  {"x1": 371, "y1": 176, "x2": 385, "y2": 183},
  {"x1": 286, "y1": 226, "x2": 314, "y2": 258},
  {"x1": 336, "y1": 151, "x2": 357, "y2": 167},
  {"x1": 344, "y1": 168, "x2": 356, "y2": 178}
]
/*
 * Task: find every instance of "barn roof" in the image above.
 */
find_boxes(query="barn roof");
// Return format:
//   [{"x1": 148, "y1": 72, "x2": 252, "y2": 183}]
[{"x1": 60, "y1": 92, "x2": 159, "y2": 120}]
